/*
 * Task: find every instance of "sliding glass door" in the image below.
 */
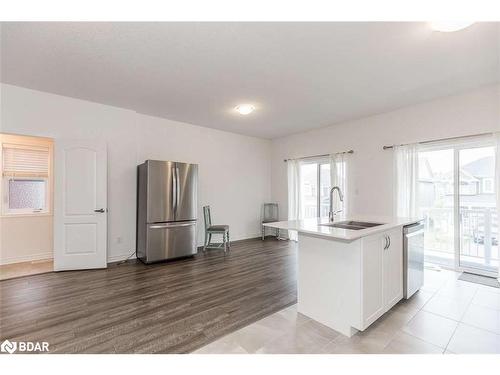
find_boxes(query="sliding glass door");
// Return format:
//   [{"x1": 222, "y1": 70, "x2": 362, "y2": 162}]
[
  {"x1": 458, "y1": 146, "x2": 498, "y2": 275},
  {"x1": 299, "y1": 161, "x2": 331, "y2": 219},
  {"x1": 300, "y1": 163, "x2": 319, "y2": 218},
  {"x1": 418, "y1": 140, "x2": 498, "y2": 276},
  {"x1": 418, "y1": 148, "x2": 455, "y2": 268},
  {"x1": 319, "y1": 164, "x2": 331, "y2": 217}
]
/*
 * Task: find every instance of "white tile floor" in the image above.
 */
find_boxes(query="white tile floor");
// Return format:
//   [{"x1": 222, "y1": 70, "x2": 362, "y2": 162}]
[{"x1": 193, "y1": 269, "x2": 500, "y2": 354}]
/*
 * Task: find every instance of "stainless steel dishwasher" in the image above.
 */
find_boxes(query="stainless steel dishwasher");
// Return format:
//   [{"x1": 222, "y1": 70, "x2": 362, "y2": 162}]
[{"x1": 403, "y1": 221, "x2": 425, "y2": 299}]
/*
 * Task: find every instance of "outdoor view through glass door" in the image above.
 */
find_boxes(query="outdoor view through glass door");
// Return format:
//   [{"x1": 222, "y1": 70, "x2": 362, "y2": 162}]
[
  {"x1": 458, "y1": 146, "x2": 498, "y2": 274},
  {"x1": 418, "y1": 148, "x2": 455, "y2": 268},
  {"x1": 300, "y1": 161, "x2": 331, "y2": 219},
  {"x1": 417, "y1": 141, "x2": 498, "y2": 276}
]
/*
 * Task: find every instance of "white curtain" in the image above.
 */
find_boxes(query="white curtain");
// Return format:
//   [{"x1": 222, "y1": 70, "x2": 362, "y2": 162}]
[
  {"x1": 287, "y1": 159, "x2": 301, "y2": 241},
  {"x1": 394, "y1": 144, "x2": 419, "y2": 217},
  {"x1": 329, "y1": 153, "x2": 348, "y2": 215}
]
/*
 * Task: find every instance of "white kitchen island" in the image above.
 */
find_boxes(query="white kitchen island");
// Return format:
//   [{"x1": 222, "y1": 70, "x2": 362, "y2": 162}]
[{"x1": 264, "y1": 216, "x2": 421, "y2": 337}]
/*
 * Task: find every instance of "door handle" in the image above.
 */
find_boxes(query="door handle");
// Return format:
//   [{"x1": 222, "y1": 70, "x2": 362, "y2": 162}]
[
  {"x1": 172, "y1": 167, "x2": 177, "y2": 213},
  {"x1": 175, "y1": 167, "x2": 180, "y2": 210},
  {"x1": 150, "y1": 222, "x2": 196, "y2": 229},
  {"x1": 406, "y1": 230, "x2": 424, "y2": 238},
  {"x1": 94, "y1": 208, "x2": 106, "y2": 213}
]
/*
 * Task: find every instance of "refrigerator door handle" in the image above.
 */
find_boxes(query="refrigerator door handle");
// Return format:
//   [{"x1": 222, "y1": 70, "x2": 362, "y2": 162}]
[
  {"x1": 172, "y1": 166, "x2": 177, "y2": 213},
  {"x1": 149, "y1": 222, "x2": 196, "y2": 229},
  {"x1": 175, "y1": 166, "x2": 180, "y2": 211}
]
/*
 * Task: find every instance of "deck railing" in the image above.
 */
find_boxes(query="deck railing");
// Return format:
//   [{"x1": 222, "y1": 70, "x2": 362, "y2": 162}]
[{"x1": 420, "y1": 207, "x2": 499, "y2": 265}]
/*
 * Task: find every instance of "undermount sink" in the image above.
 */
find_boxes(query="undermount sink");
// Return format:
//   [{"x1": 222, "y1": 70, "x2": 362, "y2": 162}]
[{"x1": 319, "y1": 220, "x2": 384, "y2": 230}]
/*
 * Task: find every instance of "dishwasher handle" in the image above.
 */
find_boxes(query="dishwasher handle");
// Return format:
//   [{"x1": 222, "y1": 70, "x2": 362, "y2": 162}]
[
  {"x1": 404, "y1": 222, "x2": 424, "y2": 234},
  {"x1": 405, "y1": 229, "x2": 424, "y2": 238}
]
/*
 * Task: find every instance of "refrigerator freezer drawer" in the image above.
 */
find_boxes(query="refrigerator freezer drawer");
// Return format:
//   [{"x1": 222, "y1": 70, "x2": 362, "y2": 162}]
[{"x1": 144, "y1": 221, "x2": 197, "y2": 263}]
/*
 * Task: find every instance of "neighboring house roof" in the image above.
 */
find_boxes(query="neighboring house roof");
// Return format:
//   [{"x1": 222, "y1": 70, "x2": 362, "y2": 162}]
[
  {"x1": 442, "y1": 194, "x2": 497, "y2": 208},
  {"x1": 462, "y1": 156, "x2": 494, "y2": 178},
  {"x1": 419, "y1": 155, "x2": 493, "y2": 184},
  {"x1": 418, "y1": 158, "x2": 434, "y2": 181},
  {"x1": 443, "y1": 169, "x2": 479, "y2": 183},
  {"x1": 459, "y1": 169, "x2": 480, "y2": 183}
]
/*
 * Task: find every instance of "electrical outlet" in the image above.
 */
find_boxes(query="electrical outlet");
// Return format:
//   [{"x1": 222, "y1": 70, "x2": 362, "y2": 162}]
[{"x1": 116, "y1": 236, "x2": 122, "y2": 244}]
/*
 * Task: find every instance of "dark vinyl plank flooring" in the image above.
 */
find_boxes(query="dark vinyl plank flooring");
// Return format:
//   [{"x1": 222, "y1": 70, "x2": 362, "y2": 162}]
[{"x1": 0, "y1": 238, "x2": 297, "y2": 353}]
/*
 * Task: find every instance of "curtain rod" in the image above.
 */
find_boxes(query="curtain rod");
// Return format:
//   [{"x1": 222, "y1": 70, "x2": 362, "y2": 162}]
[
  {"x1": 382, "y1": 132, "x2": 494, "y2": 150},
  {"x1": 283, "y1": 149, "x2": 353, "y2": 162}
]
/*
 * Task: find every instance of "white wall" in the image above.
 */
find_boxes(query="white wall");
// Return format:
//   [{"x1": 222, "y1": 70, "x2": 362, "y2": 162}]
[
  {"x1": 271, "y1": 84, "x2": 500, "y2": 220},
  {"x1": 1, "y1": 216, "x2": 53, "y2": 264},
  {"x1": 1, "y1": 83, "x2": 272, "y2": 263},
  {"x1": 3, "y1": 82, "x2": 499, "y2": 264}
]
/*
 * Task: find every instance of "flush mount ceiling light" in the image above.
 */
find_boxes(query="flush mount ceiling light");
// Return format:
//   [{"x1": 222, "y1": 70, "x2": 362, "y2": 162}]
[
  {"x1": 235, "y1": 104, "x2": 255, "y2": 115},
  {"x1": 430, "y1": 21, "x2": 474, "y2": 32}
]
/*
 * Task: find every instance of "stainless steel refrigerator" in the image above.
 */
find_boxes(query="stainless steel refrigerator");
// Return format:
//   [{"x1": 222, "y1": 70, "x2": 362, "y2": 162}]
[{"x1": 136, "y1": 160, "x2": 198, "y2": 263}]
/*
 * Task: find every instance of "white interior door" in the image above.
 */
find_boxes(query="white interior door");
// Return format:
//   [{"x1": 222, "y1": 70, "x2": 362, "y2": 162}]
[{"x1": 54, "y1": 139, "x2": 107, "y2": 271}]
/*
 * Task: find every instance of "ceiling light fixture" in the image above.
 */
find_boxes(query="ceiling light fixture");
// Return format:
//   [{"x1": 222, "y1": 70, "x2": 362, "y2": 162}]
[
  {"x1": 235, "y1": 104, "x2": 255, "y2": 115},
  {"x1": 430, "y1": 21, "x2": 474, "y2": 32}
]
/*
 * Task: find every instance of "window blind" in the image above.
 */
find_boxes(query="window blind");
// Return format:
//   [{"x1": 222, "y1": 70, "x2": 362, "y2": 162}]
[{"x1": 2, "y1": 143, "x2": 50, "y2": 177}]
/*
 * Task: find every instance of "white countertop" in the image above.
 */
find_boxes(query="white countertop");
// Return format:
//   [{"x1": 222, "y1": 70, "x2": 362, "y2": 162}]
[{"x1": 263, "y1": 215, "x2": 422, "y2": 242}]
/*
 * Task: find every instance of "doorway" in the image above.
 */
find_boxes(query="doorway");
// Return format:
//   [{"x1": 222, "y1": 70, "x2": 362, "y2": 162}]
[
  {"x1": 417, "y1": 139, "x2": 498, "y2": 276},
  {"x1": 0, "y1": 133, "x2": 54, "y2": 280}
]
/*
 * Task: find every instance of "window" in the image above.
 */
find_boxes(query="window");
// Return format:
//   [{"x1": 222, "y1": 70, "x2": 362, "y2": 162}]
[
  {"x1": 417, "y1": 148, "x2": 455, "y2": 267},
  {"x1": 417, "y1": 140, "x2": 498, "y2": 276},
  {"x1": 482, "y1": 178, "x2": 494, "y2": 194},
  {"x1": 300, "y1": 163, "x2": 319, "y2": 218},
  {"x1": 8, "y1": 179, "x2": 47, "y2": 211},
  {"x1": 299, "y1": 159, "x2": 344, "y2": 219},
  {"x1": 319, "y1": 164, "x2": 331, "y2": 217},
  {"x1": 1, "y1": 134, "x2": 53, "y2": 215}
]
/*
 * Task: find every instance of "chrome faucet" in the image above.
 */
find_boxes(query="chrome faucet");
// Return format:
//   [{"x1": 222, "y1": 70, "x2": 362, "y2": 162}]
[{"x1": 328, "y1": 186, "x2": 344, "y2": 222}]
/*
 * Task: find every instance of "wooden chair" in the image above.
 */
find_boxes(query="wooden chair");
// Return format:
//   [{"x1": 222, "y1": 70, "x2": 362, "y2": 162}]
[{"x1": 203, "y1": 205, "x2": 230, "y2": 253}]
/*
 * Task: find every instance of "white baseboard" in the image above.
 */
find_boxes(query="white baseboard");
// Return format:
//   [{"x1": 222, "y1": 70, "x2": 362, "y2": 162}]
[
  {"x1": 0, "y1": 234, "x2": 267, "y2": 265},
  {"x1": 0, "y1": 252, "x2": 53, "y2": 265},
  {"x1": 106, "y1": 233, "x2": 262, "y2": 264},
  {"x1": 107, "y1": 252, "x2": 136, "y2": 263},
  {"x1": 197, "y1": 232, "x2": 261, "y2": 243}
]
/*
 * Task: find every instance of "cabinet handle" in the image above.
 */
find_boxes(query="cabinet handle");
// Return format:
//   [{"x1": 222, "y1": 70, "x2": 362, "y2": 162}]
[
  {"x1": 383, "y1": 235, "x2": 388, "y2": 250},
  {"x1": 387, "y1": 235, "x2": 391, "y2": 249}
]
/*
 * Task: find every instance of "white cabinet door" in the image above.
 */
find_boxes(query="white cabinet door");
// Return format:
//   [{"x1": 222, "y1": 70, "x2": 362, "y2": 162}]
[
  {"x1": 383, "y1": 227, "x2": 403, "y2": 309},
  {"x1": 54, "y1": 140, "x2": 107, "y2": 271},
  {"x1": 361, "y1": 233, "x2": 385, "y2": 328}
]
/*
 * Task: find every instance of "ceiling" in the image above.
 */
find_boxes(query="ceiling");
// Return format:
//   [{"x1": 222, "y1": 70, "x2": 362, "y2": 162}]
[{"x1": 1, "y1": 22, "x2": 499, "y2": 139}]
